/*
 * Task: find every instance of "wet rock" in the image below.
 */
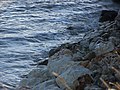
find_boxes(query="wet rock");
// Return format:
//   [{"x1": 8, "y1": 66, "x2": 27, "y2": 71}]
[
  {"x1": 48, "y1": 49, "x2": 79, "y2": 74},
  {"x1": 91, "y1": 41, "x2": 115, "y2": 56},
  {"x1": 83, "y1": 52, "x2": 96, "y2": 60},
  {"x1": 73, "y1": 52, "x2": 83, "y2": 61},
  {"x1": 76, "y1": 74, "x2": 93, "y2": 90},
  {"x1": 32, "y1": 79, "x2": 61, "y2": 90},
  {"x1": 115, "y1": 10, "x2": 120, "y2": 29},
  {"x1": 48, "y1": 43, "x2": 72, "y2": 57},
  {"x1": 99, "y1": 10, "x2": 118, "y2": 22},
  {"x1": 56, "y1": 65, "x2": 91, "y2": 90},
  {"x1": 112, "y1": 0, "x2": 120, "y2": 3},
  {"x1": 37, "y1": 58, "x2": 48, "y2": 66},
  {"x1": 66, "y1": 26, "x2": 74, "y2": 30},
  {"x1": 84, "y1": 85, "x2": 102, "y2": 90},
  {"x1": 49, "y1": 43, "x2": 80, "y2": 57},
  {"x1": 88, "y1": 52, "x2": 120, "y2": 88},
  {"x1": 19, "y1": 65, "x2": 53, "y2": 88}
]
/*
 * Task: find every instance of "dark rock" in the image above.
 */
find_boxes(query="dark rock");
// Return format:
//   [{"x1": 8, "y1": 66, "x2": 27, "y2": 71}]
[
  {"x1": 56, "y1": 65, "x2": 92, "y2": 90},
  {"x1": 99, "y1": 10, "x2": 118, "y2": 22},
  {"x1": 49, "y1": 43, "x2": 80, "y2": 57},
  {"x1": 112, "y1": 0, "x2": 120, "y2": 3},
  {"x1": 37, "y1": 59, "x2": 48, "y2": 66},
  {"x1": 83, "y1": 52, "x2": 96, "y2": 60},
  {"x1": 84, "y1": 85, "x2": 102, "y2": 90},
  {"x1": 76, "y1": 75, "x2": 93, "y2": 90},
  {"x1": 66, "y1": 26, "x2": 74, "y2": 30},
  {"x1": 115, "y1": 10, "x2": 120, "y2": 29}
]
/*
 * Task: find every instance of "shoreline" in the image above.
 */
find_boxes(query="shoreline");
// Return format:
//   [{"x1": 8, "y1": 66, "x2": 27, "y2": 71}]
[{"x1": 16, "y1": 9, "x2": 120, "y2": 90}]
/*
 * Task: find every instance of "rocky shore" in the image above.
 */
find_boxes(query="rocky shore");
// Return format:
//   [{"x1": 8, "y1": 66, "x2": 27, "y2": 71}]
[{"x1": 15, "y1": 9, "x2": 120, "y2": 90}]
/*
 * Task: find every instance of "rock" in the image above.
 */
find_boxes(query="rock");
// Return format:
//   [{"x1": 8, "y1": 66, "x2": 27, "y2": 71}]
[
  {"x1": 48, "y1": 49, "x2": 79, "y2": 74},
  {"x1": 99, "y1": 10, "x2": 118, "y2": 22},
  {"x1": 19, "y1": 65, "x2": 53, "y2": 88},
  {"x1": 37, "y1": 58, "x2": 48, "y2": 66},
  {"x1": 56, "y1": 65, "x2": 91, "y2": 90},
  {"x1": 49, "y1": 43, "x2": 73, "y2": 57},
  {"x1": 84, "y1": 85, "x2": 102, "y2": 90},
  {"x1": 112, "y1": 0, "x2": 120, "y2": 3},
  {"x1": 72, "y1": 52, "x2": 83, "y2": 61},
  {"x1": 32, "y1": 79, "x2": 61, "y2": 90},
  {"x1": 66, "y1": 26, "x2": 74, "y2": 30},
  {"x1": 76, "y1": 74, "x2": 93, "y2": 90},
  {"x1": 88, "y1": 52, "x2": 120, "y2": 88},
  {"x1": 115, "y1": 10, "x2": 120, "y2": 29},
  {"x1": 90, "y1": 41, "x2": 115, "y2": 56},
  {"x1": 83, "y1": 52, "x2": 96, "y2": 60},
  {"x1": 49, "y1": 43, "x2": 80, "y2": 57}
]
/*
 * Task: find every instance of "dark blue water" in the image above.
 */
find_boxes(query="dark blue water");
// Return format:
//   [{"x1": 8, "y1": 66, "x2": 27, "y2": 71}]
[{"x1": 0, "y1": 0, "x2": 119, "y2": 88}]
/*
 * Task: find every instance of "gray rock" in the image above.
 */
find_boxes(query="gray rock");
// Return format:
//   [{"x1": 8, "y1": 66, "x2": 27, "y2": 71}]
[
  {"x1": 84, "y1": 85, "x2": 102, "y2": 90},
  {"x1": 72, "y1": 52, "x2": 83, "y2": 61},
  {"x1": 19, "y1": 65, "x2": 53, "y2": 88},
  {"x1": 48, "y1": 49, "x2": 79, "y2": 75},
  {"x1": 115, "y1": 10, "x2": 120, "y2": 28},
  {"x1": 56, "y1": 65, "x2": 91, "y2": 90},
  {"x1": 32, "y1": 79, "x2": 61, "y2": 90},
  {"x1": 90, "y1": 41, "x2": 115, "y2": 56}
]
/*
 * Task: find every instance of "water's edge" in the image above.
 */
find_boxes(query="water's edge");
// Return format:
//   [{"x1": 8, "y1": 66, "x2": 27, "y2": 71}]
[{"x1": 0, "y1": 0, "x2": 120, "y2": 88}]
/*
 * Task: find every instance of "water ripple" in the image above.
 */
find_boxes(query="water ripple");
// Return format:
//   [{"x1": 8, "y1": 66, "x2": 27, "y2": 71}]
[{"x1": 0, "y1": 0, "x2": 120, "y2": 88}]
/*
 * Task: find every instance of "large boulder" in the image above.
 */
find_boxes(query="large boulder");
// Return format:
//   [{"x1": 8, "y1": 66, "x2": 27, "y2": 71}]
[
  {"x1": 19, "y1": 65, "x2": 53, "y2": 88},
  {"x1": 56, "y1": 65, "x2": 92, "y2": 90},
  {"x1": 32, "y1": 79, "x2": 61, "y2": 90},
  {"x1": 48, "y1": 49, "x2": 79, "y2": 75},
  {"x1": 89, "y1": 41, "x2": 115, "y2": 56}
]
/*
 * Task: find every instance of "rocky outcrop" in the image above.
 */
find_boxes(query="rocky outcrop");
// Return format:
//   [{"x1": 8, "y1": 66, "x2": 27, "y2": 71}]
[{"x1": 18, "y1": 10, "x2": 120, "y2": 90}]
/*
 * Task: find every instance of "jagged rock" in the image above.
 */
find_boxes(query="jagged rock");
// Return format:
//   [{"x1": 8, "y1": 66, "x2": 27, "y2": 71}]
[
  {"x1": 48, "y1": 43, "x2": 72, "y2": 57},
  {"x1": 56, "y1": 65, "x2": 91, "y2": 90},
  {"x1": 19, "y1": 65, "x2": 53, "y2": 88},
  {"x1": 32, "y1": 79, "x2": 61, "y2": 90},
  {"x1": 83, "y1": 52, "x2": 96, "y2": 60},
  {"x1": 99, "y1": 10, "x2": 118, "y2": 22},
  {"x1": 115, "y1": 10, "x2": 120, "y2": 29},
  {"x1": 88, "y1": 52, "x2": 120, "y2": 88},
  {"x1": 49, "y1": 43, "x2": 81, "y2": 57},
  {"x1": 90, "y1": 41, "x2": 115, "y2": 56},
  {"x1": 48, "y1": 49, "x2": 80, "y2": 75},
  {"x1": 72, "y1": 52, "x2": 83, "y2": 61},
  {"x1": 76, "y1": 74, "x2": 93, "y2": 90},
  {"x1": 37, "y1": 58, "x2": 48, "y2": 66}
]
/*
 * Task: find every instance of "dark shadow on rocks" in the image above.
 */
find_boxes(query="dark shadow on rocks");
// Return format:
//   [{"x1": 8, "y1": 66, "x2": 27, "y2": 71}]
[{"x1": 99, "y1": 10, "x2": 118, "y2": 22}]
